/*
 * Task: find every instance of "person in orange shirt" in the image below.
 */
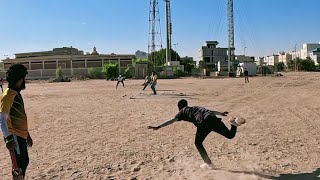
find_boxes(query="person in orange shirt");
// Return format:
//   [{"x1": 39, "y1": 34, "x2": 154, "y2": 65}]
[{"x1": 0, "y1": 64, "x2": 33, "y2": 178}]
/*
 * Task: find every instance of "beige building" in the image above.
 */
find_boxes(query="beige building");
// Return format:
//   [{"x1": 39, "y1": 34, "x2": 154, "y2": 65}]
[
  {"x1": 278, "y1": 52, "x2": 292, "y2": 67},
  {"x1": 1, "y1": 47, "x2": 135, "y2": 79}
]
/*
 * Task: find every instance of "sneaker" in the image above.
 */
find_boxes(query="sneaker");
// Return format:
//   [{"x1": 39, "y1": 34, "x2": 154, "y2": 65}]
[
  {"x1": 229, "y1": 117, "x2": 246, "y2": 127},
  {"x1": 200, "y1": 163, "x2": 213, "y2": 169}
]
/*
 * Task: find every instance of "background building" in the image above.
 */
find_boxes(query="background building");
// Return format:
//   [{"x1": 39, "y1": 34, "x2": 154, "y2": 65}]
[
  {"x1": 0, "y1": 47, "x2": 135, "y2": 79},
  {"x1": 264, "y1": 55, "x2": 279, "y2": 66},
  {"x1": 199, "y1": 41, "x2": 230, "y2": 70},
  {"x1": 278, "y1": 52, "x2": 292, "y2": 67},
  {"x1": 309, "y1": 48, "x2": 320, "y2": 65},
  {"x1": 300, "y1": 43, "x2": 320, "y2": 59}
]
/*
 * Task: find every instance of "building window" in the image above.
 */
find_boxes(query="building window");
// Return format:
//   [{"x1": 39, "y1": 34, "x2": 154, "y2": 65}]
[
  {"x1": 204, "y1": 57, "x2": 210, "y2": 63},
  {"x1": 212, "y1": 50, "x2": 214, "y2": 55}
]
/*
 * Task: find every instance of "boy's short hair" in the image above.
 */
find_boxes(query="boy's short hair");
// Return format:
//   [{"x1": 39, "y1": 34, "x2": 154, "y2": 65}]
[
  {"x1": 6, "y1": 64, "x2": 28, "y2": 86},
  {"x1": 178, "y1": 99, "x2": 188, "y2": 110}
]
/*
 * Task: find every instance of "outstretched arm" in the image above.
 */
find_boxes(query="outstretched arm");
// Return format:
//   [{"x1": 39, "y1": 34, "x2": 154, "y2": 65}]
[
  {"x1": 212, "y1": 111, "x2": 229, "y2": 116},
  {"x1": 148, "y1": 118, "x2": 178, "y2": 130}
]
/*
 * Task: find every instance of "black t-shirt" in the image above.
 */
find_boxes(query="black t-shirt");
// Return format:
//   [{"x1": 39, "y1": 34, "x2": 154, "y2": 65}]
[
  {"x1": 244, "y1": 70, "x2": 249, "y2": 76},
  {"x1": 175, "y1": 106, "x2": 216, "y2": 126}
]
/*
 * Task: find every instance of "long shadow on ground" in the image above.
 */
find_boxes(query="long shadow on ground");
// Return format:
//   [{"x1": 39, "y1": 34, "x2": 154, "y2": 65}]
[
  {"x1": 226, "y1": 168, "x2": 320, "y2": 180},
  {"x1": 273, "y1": 168, "x2": 320, "y2": 180}
]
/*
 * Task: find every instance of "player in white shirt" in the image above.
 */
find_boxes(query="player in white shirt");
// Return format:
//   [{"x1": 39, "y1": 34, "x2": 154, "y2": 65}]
[{"x1": 116, "y1": 75, "x2": 125, "y2": 89}]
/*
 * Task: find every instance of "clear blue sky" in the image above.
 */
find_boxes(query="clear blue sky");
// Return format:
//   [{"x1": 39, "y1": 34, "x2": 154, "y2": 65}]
[{"x1": 0, "y1": 0, "x2": 320, "y2": 60}]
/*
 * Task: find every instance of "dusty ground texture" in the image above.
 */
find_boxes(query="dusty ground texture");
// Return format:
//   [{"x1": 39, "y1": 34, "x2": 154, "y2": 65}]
[{"x1": 0, "y1": 72, "x2": 320, "y2": 180}]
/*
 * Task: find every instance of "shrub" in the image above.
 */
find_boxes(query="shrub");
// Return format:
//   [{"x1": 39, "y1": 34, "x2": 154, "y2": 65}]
[
  {"x1": 102, "y1": 63, "x2": 119, "y2": 78},
  {"x1": 124, "y1": 67, "x2": 133, "y2": 78},
  {"x1": 88, "y1": 68, "x2": 103, "y2": 79},
  {"x1": 173, "y1": 67, "x2": 185, "y2": 77},
  {"x1": 56, "y1": 67, "x2": 63, "y2": 79}
]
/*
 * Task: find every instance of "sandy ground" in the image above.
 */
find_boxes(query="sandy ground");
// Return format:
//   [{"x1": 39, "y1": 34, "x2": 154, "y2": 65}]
[{"x1": 0, "y1": 72, "x2": 320, "y2": 180}]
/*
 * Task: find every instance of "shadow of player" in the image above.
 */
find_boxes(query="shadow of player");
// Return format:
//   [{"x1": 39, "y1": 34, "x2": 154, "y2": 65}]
[
  {"x1": 224, "y1": 168, "x2": 320, "y2": 180},
  {"x1": 273, "y1": 168, "x2": 320, "y2": 180}
]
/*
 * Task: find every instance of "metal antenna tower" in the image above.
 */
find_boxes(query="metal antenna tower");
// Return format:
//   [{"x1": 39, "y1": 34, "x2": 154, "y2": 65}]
[
  {"x1": 227, "y1": 0, "x2": 235, "y2": 75},
  {"x1": 148, "y1": 0, "x2": 162, "y2": 69},
  {"x1": 165, "y1": 0, "x2": 172, "y2": 65}
]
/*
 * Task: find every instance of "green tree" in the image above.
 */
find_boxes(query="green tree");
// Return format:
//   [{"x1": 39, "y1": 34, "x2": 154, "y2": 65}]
[
  {"x1": 56, "y1": 67, "x2": 63, "y2": 79},
  {"x1": 184, "y1": 63, "x2": 195, "y2": 73},
  {"x1": 173, "y1": 67, "x2": 185, "y2": 77},
  {"x1": 288, "y1": 59, "x2": 302, "y2": 71},
  {"x1": 276, "y1": 62, "x2": 285, "y2": 72},
  {"x1": 148, "y1": 48, "x2": 180, "y2": 67},
  {"x1": 102, "y1": 63, "x2": 119, "y2": 77},
  {"x1": 124, "y1": 67, "x2": 133, "y2": 78},
  {"x1": 134, "y1": 58, "x2": 149, "y2": 64},
  {"x1": 180, "y1": 57, "x2": 195, "y2": 73},
  {"x1": 88, "y1": 68, "x2": 103, "y2": 79},
  {"x1": 300, "y1": 57, "x2": 316, "y2": 71}
]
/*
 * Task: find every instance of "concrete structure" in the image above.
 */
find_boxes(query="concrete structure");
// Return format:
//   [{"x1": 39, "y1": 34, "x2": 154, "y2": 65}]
[
  {"x1": 309, "y1": 48, "x2": 320, "y2": 65},
  {"x1": 237, "y1": 62, "x2": 257, "y2": 76},
  {"x1": 1, "y1": 47, "x2": 135, "y2": 79},
  {"x1": 135, "y1": 50, "x2": 148, "y2": 59},
  {"x1": 199, "y1": 41, "x2": 230, "y2": 71},
  {"x1": 300, "y1": 43, "x2": 320, "y2": 59},
  {"x1": 264, "y1": 55, "x2": 279, "y2": 66},
  {"x1": 278, "y1": 52, "x2": 292, "y2": 67},
  {"x1": 235, "y1": 55, "x2": 254, "y2": 62}
]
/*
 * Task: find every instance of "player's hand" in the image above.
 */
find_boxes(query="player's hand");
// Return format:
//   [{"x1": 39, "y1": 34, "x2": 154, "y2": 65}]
[
  {"x1": 27, "y1": 133, "x2": 33, "y2": 147},
  {"x1": 5, "y1": 135, "x2": 16, "y2": 151},
  {"x1": 222, "y1": 111, "x2": 229, "y2": 116},
  {"x1": 147, "y1": 126, "x2": 160, "y2": 130}
]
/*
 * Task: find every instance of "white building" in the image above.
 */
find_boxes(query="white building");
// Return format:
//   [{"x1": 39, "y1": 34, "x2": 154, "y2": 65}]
[
  {"x1": 309, "y1": 48, "x2": 320, "y2": 65},
  {"x1": 300, "y1": 43, "x2": 320, "y2": 59},
  {"x1": 264, "y1": 55, "x2": 279, "y2": 66}
]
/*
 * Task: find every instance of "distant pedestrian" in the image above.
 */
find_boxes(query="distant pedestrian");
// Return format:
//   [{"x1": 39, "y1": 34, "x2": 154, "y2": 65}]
[
  {"x1": 0, "y1": 77, "x2": 4, "y2": 93},
  {"x1": 150, "y1": 71, "x2": 157, "y2": 95},
  {"x1": 116, "y1": 75, "x2": 125, "y2": 89},
  {"x1": 142, "y1": 74, "x2": 151, "y2": 91},
  {"x1": 244, "y1": 68, "x2": 249, "y2": 83}
]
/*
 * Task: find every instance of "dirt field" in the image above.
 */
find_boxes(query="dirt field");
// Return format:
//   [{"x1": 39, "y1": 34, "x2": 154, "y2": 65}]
[{"x1": 1, "y1": 72, "x2": 320, "y2": 180}]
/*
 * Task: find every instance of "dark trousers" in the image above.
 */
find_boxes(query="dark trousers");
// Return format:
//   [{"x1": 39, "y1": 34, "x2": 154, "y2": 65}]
[
  {"x1": 195, "y1": 117, "x2": 237, "y2": 165},
  {"x1": 143, "y1": 83, "x2": 149, "y2": 90},
  {"x1": 245, "y1": 76, "x2": 249, "y2": 83},
  {"x1": 13, "y1": 136, "x2": 29, "y2": 178},
  {"x1": 116, "y1": 81, "x2": 125, "y2": 88},
  {"x1": 150, "y1": 84, "x2": 157, "y2": 94},
  {"x1": 0, "y1": 85, "x2": 3, "y2": 93}
]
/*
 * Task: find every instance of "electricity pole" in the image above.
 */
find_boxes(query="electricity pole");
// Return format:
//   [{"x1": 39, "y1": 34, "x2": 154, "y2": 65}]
[
  {"x1": 294, "y1": 43, "x2": 297, "y2": 72},
  {"x1": 227, "y1": 0, "x2": 235, "y2": 76},
  {"x1": 165, "y1": 0, "x2": 172, "y2": 65}
]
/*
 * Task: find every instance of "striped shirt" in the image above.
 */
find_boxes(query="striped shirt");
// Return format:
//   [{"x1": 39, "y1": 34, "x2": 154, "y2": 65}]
[
  {"x1": 0, "y1": 88, "x2": 28, "y2": 139},
  {"x1": 175, "y1": 106, "x2": 217, "y2": 126}
]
